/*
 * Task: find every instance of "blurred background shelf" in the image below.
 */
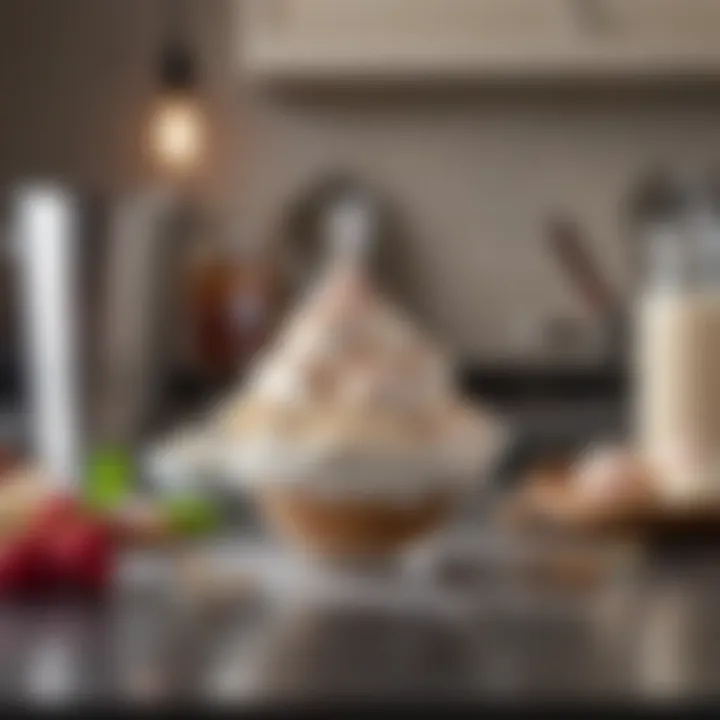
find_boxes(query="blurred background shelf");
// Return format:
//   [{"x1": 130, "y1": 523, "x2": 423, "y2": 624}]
[{"x1": 240, "y1": 0, "x2": 720, "y2": 85}]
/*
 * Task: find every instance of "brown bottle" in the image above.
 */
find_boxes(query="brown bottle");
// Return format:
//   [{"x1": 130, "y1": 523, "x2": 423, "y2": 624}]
[{"x1": 188, "y1": 243, "x2": 285, "y2": 383}]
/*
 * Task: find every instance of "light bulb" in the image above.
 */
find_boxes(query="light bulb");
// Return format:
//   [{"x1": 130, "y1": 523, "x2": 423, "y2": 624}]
[{"x1": 149, "y1": 93, "x2": 204, "y2": 173}]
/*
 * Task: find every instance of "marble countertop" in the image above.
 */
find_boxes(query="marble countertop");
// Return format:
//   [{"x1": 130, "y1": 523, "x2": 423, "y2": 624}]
[
  {"x1": 1, "y1": 393, "x2": 689, "y2": 708},
  {"x1": 1, "y1": 521, "x2": 719, "y2": 707}
]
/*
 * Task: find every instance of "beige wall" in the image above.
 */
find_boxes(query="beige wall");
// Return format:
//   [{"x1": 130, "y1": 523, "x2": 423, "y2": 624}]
[
  {"x1": 2, "y1": 0, "x2": 720, "y2": 362},
  {"x1": 0, "y1": 0, "x2": 239, "y2": 202}
]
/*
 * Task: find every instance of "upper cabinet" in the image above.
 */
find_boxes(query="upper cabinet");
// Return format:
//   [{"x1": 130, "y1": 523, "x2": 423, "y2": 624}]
[
  {"x1": 603, "y1": 0, "x2": 720, "y2": 45},
  {"x1": 237, "y1": 0, "x2": 720, "y2": 83}
]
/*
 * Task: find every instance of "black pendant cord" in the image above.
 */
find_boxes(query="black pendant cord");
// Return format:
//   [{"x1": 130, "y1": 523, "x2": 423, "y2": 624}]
[
  {"x1": 160, "y1": 0, "x2": 196, "y2": 92},
  {"x1": 164, "y1": 0, "x2": 187, "y2": 48}
]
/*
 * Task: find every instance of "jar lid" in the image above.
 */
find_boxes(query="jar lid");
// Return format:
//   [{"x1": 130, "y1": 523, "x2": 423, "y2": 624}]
[{"x1": 627, "y1": 168, "x2": 689, "y2": 227}]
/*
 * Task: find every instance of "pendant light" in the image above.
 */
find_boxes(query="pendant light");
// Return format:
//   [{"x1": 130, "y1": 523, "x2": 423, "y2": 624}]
[{"x1": 148, "y1": 0, "x2": 205, "y2": 175}]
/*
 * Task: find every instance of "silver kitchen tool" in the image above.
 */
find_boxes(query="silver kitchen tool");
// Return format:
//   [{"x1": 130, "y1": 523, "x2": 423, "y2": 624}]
[
  {"x1": 94, "y1": 187, "x2": 185, "y2": 446},
  {"x1": 544, "y1": 214, "x2": 625, "y2": 362}
]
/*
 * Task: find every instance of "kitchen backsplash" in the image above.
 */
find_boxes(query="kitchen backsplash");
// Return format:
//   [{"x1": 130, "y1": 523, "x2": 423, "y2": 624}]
[
  {"x1": 236, "y1": 88, "x2": 720, "y2": 363},
  {"x1": 3, "y1": 0, "x2": 720, "y2": 363}
]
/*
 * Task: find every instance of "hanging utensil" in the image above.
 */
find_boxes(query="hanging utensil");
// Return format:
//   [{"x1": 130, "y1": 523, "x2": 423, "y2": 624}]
[{"x1": 544, "y1": 214, "x2": 625, "y2": 361}]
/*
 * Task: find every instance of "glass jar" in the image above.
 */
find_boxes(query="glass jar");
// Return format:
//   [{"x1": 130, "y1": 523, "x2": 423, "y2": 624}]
[{"x1": 633, "y1": 173, "x2": 720, "y2": 504}]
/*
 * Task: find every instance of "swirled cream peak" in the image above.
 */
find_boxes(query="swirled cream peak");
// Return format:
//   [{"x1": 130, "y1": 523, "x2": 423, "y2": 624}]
[
  {"x1": 246, "y1": 264, "x2": 452, "y2": 417},
  {"x1": 197, "y1": 262, "x2": 505, "y2": 498}
]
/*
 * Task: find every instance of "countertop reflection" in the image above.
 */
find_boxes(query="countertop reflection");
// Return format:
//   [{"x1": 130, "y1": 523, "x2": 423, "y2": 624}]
[{"x1": 1, "y1": 528, "x2": 720, "y2": 706}]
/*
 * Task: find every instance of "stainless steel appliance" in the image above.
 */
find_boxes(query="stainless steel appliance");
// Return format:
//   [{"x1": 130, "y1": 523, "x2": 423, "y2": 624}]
[{"x1": 6, "y1": 183, "x2": 185, "y2": 483}]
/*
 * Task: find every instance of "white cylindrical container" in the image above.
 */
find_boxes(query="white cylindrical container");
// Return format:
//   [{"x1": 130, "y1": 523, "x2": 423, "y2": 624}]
[
  {"x1": 13, "y1": 185, "x2": 81, "y2": 486},
  {"x1": 634, "y1": 175, "x2": 720, "y2": 503}
]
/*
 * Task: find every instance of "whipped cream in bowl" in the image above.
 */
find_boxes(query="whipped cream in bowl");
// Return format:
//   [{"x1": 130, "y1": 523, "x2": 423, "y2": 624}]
[{"x1": 150, "y1": 264, "x2": 506, "y2": 555}]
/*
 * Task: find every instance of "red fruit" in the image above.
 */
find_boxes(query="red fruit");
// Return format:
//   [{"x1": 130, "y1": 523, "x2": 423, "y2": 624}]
[
  {"x1": 47, "y1": 520, "x2": 115, "y2": 595},
  {"x1": 32, "y1": 494, "x2": 83, "y2": 532},
  {"x1": 0, "y1": 535, "x2": 54, "y2": 599}
]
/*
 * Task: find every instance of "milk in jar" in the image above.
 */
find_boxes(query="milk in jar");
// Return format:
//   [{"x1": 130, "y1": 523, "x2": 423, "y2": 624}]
[
  {"x1": 638, "y1": 291, "x2": 720, "y2": 501},
  {"x1": 634, "y1": 175, "x2": 720, "y2": 502}
]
